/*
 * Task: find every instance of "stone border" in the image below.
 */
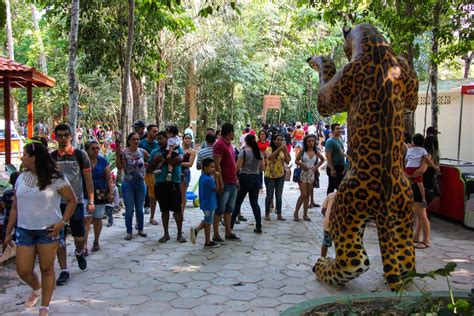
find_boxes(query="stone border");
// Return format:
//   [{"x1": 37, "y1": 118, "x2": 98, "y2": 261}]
[{"x1": 280, "y1": 291, "x2": 472, "y2": 316}]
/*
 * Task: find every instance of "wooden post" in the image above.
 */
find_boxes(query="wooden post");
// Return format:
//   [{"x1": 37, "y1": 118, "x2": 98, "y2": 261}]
[
  {"x1": 4, "y1": 77, "x2": 11, "y2": 164},
  {"x1": 27, "y1": 82, "x2": 33, "y2": 138}
]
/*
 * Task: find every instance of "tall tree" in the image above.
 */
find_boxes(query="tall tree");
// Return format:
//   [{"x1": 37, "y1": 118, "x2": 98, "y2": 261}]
[
  {"x1": 120, "y1": 0, "x2": 135, "y2": 136},
  {"x1": 429, "y1": 0, "x2": 441, "y2": 129},
  {"x1": 30, "y1": 4, "x2": 48, "y2": 74},
  {"x1": 67, "y1": 0, "x2": 80, "y2": 146},
  {"x1": 5, "y1": 0, "x2": 18, "y2": 126}
]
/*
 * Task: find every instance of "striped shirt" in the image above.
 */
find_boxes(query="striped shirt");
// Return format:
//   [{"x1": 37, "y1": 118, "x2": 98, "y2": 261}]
[{"x1": 196, "y1": 145, "x2": 214, "y2": 168}]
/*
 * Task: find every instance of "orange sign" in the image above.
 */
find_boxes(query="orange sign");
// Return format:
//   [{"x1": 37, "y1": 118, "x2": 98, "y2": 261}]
[{"x1": 263, "y1": 95, "x2": 281, "y2": 109}]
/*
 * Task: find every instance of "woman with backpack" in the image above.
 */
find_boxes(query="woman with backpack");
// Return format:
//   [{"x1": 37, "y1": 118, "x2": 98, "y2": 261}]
[{"x1": 232, "y1": 134, "x2": 265, "y2": 233}]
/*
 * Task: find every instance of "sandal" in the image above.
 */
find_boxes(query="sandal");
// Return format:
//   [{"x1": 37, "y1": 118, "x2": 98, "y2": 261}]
[
  {"x1": 177, "y1": 235, "x2": 187, "y2": 243},
  {"x1": 414, "y1": 241, "x2": 431, "y2": 249},
  {"x1": 277, "y1": 216, "x2": 286, "y2": 221},
  {"x1": 25, "y1": 289, "x2": 41, "y2": 308},
  {"x1": 91, "y1": 242, "x2": 100, "y2": 252},
  {"x1": 159, "y1": 235, "x2": 170, "y2": 243},
  {"x1": 264, "y1": 215, "x2": 271, "y2": 221},
  {"x1": 293, "y1": 216, "x2": 301, "y2": 222},
  {"x1": 138, "y1": 231, "x2": 148, "y2": 238},
  {"x1": 149, "y1": 219, "x2": 159, "y2": 225},
  {"x1": 124, "y1": 234, "x2": 132, "y2": 241},
  {"x1": 303, "y1": 217, "x2": 312, "y2": 222},
  {"x1": 83, "y1": 248, "x2": 89, "y2": 257}
]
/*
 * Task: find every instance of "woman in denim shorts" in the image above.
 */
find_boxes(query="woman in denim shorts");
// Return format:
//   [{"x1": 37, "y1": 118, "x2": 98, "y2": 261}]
[
  {"x1": 3, "y1": 142, "x2": 77, "y2": 316},
  {"x1": 180, "y1": 134, "x2": 196, "y2": 217},
  {"x1": 83, "y1": 141, "x2": 114, "y2": 254}
]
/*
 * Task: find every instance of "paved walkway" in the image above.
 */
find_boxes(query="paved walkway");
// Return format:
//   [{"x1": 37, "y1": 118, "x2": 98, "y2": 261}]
[{"x1": 1, "y1": 168, "x2": 473, "y2": 315}]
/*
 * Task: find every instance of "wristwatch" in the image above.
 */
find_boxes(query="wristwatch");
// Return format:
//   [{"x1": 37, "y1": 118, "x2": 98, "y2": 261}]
[{"x1": 88, "y1": 201, "x2": 95, "y2": 206}]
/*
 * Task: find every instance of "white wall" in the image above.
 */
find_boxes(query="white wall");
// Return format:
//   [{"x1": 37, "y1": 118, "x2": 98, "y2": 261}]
[{"x1": 415, "y1": 91, "x2": 474, "y2": 162}]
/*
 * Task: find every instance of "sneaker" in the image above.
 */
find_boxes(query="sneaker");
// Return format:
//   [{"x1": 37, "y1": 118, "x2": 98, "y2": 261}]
[
  {"x1": 212, "y1": 236, "x2": 226, "y2": 245},
  {"x1": 106, "y1": 223, "x2": 113, "y2": 227},
  {"x1": 235, "y1": 219, "x2": 240, "y2": 224},
  {"x1": 75, "y1": 251, "x2": 87, "y2": 270},
  {"x1": 144, "y1": 207, "x2": 150, "y2": 215},
  {"x1": 56, "y1": 271, "x2": 70, "y2": 286},
  {"x1": 254, "y1": 227, "x2": 262, "y2": 234},
  {"x1": 225, "y1": 233, "x2": 241, "y2": 241},
  {"x1": 166, "y1": 173, "x2": 172, "y2": 181},
  {"x1": 238, "y1": 215, "x2": 248, "y2": 222},
  {"x1": 190, "y1": 227, "x2": 197, "y2": 244},
  {"x1": 205, "y1": 241, "x2": 220, "y2": 248}
]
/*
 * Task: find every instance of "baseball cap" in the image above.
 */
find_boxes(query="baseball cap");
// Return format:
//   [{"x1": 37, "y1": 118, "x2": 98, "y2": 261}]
[
  {"x1": 426, "y1": 126, "x2": 441, "y2": 135},
  {"x1": 132, "y1": 120, "x2": 146, "y2": 128}
]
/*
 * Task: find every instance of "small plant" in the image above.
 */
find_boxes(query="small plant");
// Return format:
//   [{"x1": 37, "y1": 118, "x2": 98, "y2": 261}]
[{"x1": 395, "y1": 262, "x2": 473, "y2": 315}]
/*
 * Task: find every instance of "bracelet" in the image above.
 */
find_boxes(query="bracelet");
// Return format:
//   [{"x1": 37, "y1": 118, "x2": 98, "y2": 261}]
[{"x1": 61, "y1": 220, "x2": 69, "y2": 226}]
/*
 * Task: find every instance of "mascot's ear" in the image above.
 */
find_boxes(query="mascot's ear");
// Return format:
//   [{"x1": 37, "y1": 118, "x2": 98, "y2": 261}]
[{"x1": 343, "y1": 26, "x2": 351, "y2": 39}]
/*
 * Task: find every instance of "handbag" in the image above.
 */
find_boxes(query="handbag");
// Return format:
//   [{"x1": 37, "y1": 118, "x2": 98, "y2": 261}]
[
  {"x1": 94, "y1": 188, "x2": 109, "y2": 204},
  {"x1": 292, "y1": 167, "x2": 302, "y2": 183}
]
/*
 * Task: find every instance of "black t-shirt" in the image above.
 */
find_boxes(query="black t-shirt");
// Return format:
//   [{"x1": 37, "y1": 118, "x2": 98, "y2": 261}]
[{"x1": 284, "y1": 133, "x2": 291, "y2": 143}]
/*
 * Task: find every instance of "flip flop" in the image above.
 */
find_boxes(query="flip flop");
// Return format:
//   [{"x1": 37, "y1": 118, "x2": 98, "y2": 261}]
[{"x1": 414, "y1": 241, "x2": 431, "y2": 249}]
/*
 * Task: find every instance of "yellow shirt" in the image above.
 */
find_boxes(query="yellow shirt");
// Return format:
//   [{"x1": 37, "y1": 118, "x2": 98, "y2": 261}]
[{"x1": 264, "y1": 147, "x2": 285, "y2": 178}]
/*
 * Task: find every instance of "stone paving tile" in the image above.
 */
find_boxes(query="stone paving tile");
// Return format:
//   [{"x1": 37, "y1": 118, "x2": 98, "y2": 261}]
[{"x1": 2, "y1": 167, "x2": 474, "y2": 315}]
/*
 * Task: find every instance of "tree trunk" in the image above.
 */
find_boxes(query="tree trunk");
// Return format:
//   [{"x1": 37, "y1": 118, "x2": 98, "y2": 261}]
[
  {"x1": 185, "y1": 57, "x2": 197, "y2": 135},
  {"x1": 67, "y1": 0, "x2": 80, "y2": 146},
  {"x1": 169, "y1": 70, "x2": 175, "y2": 122},
  {"x1": 5, "y1": 0, "x2": 18, "y2": 126},
  {"x1": 399, "y1": 1, "x2": 416, "y2": 135},
  {"x1": 430, "y1": 0, "x2": 442, "y2": 129},
  {"x1": 462, "y1": 52, "x2": 473, "y2": 79},
  {"x1": 30, "y1": 4, "x2": 48, "y2": 74},
  {"x1": 155, "y1": 67, "x2": 166, "y2": 128},
  {"x1": 120, "y1": 0, "x2": 135, "y2": 137},
  {"x1": 131, "y1": 72, "x2": 146, "y2": 123},
  {"x1": 30, "y1": 3, "x2": 53, "y2": 128}
]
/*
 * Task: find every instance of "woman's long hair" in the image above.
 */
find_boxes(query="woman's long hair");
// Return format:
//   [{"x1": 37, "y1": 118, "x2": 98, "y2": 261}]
[
  {"x1": 270, "y1": 133, "x2": 282, "y2": 152},
  {"x1": 424, "y1": 135, "x2": 440, "y2": 165},
  {"x1": 245, "y1": 134, "x2": 262, "y2": 160},
  {"x1": 24, "y1": 142, "x2": 62, "y2": 191},
  {"x1": 303, "y1": 135, "x2": 317, "y2": 152}
]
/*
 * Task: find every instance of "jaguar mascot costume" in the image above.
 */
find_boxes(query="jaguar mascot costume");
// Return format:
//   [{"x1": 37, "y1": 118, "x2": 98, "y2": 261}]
[{"x1": 307, "y1": 23, "x2": 419, "y2": 291}]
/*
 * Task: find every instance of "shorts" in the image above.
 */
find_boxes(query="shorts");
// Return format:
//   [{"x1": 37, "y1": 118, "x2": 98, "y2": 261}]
[
  {"x1": 295, "y1": 140, "x2": 304, "y2": 149},
  {"x1": 201, "y1": 210, "x2": 214, "y2": 224},
  {"x1": 182, "y1": 168, "x2": 191, "y2": 188},
  {"x1": 405, "y1": 167, "x2": 423, "y2": 183},
  {"x1": 60, "y1": 203, "x2": 85, "y2": 238},
  {"x1": 16, "y1": 227, "x2": 60, "y2": 247},
  {"x1": 300, "y1": 170, "x2": 315, "y2": 183},
  {"x1": 412, "y1": 183, "x2": 424, "y2": 203},
  {"x1": 84, "y1": 201, "x2": 106, "y2": 219},
  {"x1": 322, "y1": 230, "x2": 332, "y2": 247},
  {"x1": 144, "y1": 173, "x2": 156, "y2": 199},
  {"x1": 216, "y1": 184, "x2": 237, "y2": 216},
  {"x1": 155, "y1": 182, "x2": 181, "y2": 213}
]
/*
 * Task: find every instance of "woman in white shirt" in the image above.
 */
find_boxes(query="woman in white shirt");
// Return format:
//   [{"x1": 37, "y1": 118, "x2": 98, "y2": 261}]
[{"x1": 4, "y1": 142, "x2": 77, "y2": 316}]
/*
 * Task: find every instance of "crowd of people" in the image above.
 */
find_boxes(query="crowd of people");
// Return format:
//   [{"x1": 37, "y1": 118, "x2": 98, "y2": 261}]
[{"x1": 1, "y1": 118, "x2": 441, "y2": 315}]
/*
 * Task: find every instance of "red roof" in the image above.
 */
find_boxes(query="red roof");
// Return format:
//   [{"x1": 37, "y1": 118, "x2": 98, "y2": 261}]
[{"x1": 0, "y1": 56, "x2": 55, "y2": 88}]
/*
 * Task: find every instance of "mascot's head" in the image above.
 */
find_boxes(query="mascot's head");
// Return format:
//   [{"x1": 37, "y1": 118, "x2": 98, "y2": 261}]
[{"x1": 343, "y1": 24, "x2": 388, "y2": 61}]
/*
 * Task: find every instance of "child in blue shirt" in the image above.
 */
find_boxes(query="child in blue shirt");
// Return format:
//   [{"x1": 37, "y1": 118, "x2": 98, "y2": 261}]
[{"x1": 190, "y1": 158, "x2": 222, "y2": 247}]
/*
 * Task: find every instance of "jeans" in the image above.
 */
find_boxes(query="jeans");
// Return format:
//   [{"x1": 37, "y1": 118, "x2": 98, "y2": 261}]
[
  {"x1": 216, "y1": 184, "x2": 237, "y2": 216},
  {"x1": 264, "y1": 176, "x2": 285, "y2": 215},
  {"x1": 105, "y1": 206, "x2": 114, "y2": 225},
  {"x1": 326, "y1": 165, "x2": 345, "y2": 195},
  {"x1": 232, "y1": 173, "x2": 261, "y2": 228},
  {"x1": 122, "y1": 179, "x2": 146, "y2": 234}
]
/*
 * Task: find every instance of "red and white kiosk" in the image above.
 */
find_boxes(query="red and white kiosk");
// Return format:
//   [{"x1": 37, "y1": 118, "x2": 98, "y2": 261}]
[{"x1": 429, "y1": 83, "x2": 474, "y2": 228}]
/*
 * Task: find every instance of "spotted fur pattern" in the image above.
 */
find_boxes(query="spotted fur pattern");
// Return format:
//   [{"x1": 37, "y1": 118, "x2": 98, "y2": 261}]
[{"x1": 307, "y1": 24, "x2": 419, "y2": 291}]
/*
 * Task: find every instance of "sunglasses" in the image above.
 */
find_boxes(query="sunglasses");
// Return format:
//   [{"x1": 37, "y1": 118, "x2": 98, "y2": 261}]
[{"x1": 56, "y1": 133, "x2": 70, "y2": 139}]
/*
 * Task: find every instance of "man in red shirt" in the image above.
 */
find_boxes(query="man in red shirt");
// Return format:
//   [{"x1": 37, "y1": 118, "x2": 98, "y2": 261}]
[{"x1": 213, "y1": 123, "x2": 241, "y2": 242}]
